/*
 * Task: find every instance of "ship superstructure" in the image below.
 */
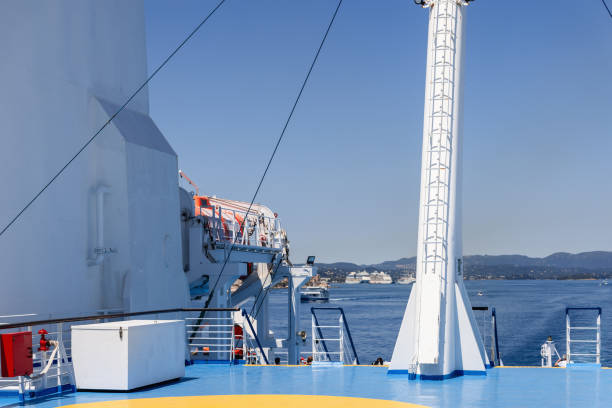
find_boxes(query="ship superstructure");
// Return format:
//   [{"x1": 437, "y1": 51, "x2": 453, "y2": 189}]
[
  {"x1": 0, "y1": 0, "x2": 315, "y2": 371},
  {"x1": 0, "y1": 0, "x2": 189, "y2": 318}
]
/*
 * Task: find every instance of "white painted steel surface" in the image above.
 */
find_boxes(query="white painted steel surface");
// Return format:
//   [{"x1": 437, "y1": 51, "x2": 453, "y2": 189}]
[
  {"x1": 71, "y1": 320, "x2": 185, "y2": 390},
  {"x1": 0, "y1": 1, "x2": 189, "y2": 317},
  {"x1": 0, "y1": 1, "x2": 316, "y2": 368},
  {"x1": 390, "y1": 0, "x2": 487, "y2": 378}
]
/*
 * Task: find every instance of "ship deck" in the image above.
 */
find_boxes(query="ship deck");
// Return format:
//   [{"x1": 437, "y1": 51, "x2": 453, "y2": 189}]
[{"x1": 2, "y1": 364, "x2": 611, "y2": 408}]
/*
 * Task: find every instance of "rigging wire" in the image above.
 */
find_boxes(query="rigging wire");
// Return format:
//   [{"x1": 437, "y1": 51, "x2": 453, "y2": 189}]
[
  {"x1": 600, "y1": 0, "x2": 612, "y2": 19},
  {"x1": 246, "y1": 0, "x2": 344, "y2": 321},
  {"x1": 0, "y1": 0, "x2": 228, "y2": 238},
  {"x1": 202, "y1": 0, "x2": 344, "y2": 320}
]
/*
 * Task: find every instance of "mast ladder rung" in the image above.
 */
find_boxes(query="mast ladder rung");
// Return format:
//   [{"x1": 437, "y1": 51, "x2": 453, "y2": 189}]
[
  {"x1": 431, "y1": 77, "x2": 454, "y2": 82},
  {"x1": 426, "y1": 220, "x2": 448, "y2": 226}
]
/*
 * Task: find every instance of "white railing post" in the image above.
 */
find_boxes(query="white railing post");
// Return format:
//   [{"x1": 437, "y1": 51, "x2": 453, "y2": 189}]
[
  {"x1": 218, "y1": 206, "x2": 223, "y2": 240},
  {"x1": 339, "y1": 314, "x2": 344, "y2": 364},
  {"x1": 232, "y1": 211, "x2": 236, "y2": 243},
  {"x1": 242, "y1": 322, "x2": 247, "y2": 364},
  {"x1": 490, "y1": 312, "x2": 495, "y2": 365},
  {"x1": 57, "y1": 322, "x2": 63, "y2": 389},
  {"x1": 230, "y1": 321, "x2": 235, "y2": 364},
  {"x1": 267, "y1": 222, "x2": 272, "y2": 247},
  {"x1": 214, "y1": 206, "x2": 219, "y2": 240},
  {"x1": 242, "y1": 218, "x2": 248, "y2": 245},
  {"x1": 566, "y1": 312, "x2": 571, "y2": 362},
  {"x1": 311, "y1": 314, "x2": 316, "y2": 362},
  {"x1": 596, "y1": 312, "x2": 601, "y2": 365}
]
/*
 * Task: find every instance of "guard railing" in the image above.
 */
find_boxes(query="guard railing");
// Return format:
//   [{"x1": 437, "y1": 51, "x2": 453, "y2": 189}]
[
  {"x1": 0, "y1": 307, "x2": 270, "y2": 399},
  {"x1": 310, "y1": 307, "x2": 359, "y2": 365},
  {"x1": 472, "y1": 306, "x2": 502, "y2": 367},
  {"x1": 566, "y1": 307, "x2": 601, "y2": 365},
  {"x1": 198, "y1": 205, "x2": 283, "y2": 249}
]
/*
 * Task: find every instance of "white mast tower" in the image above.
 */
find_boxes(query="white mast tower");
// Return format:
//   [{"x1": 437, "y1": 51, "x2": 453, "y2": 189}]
[{"x1": 389, "y1": 0, "x2": 488, "y2": 379}]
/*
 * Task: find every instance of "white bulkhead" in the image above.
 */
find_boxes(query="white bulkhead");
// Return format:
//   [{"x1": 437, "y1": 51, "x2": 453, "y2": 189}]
[{"x1": 0, "y1": 1, "x2": 189, "y2": 317}]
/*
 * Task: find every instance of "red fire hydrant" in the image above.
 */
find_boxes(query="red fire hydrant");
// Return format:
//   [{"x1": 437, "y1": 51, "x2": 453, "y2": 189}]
[{"x1": 38, "y1": 329, "x2": 50, "y2": 352}]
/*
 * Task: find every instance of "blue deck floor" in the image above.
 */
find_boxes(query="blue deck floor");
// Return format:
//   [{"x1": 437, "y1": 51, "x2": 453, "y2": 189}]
[{"x1": 1, "y1": 365, "x2": 611, "y2": 407}]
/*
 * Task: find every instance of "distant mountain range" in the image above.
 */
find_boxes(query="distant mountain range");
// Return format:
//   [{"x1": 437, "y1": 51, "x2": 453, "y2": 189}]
[{"x1": 316, "y1": 251, "x2": 612, "y2": 281}]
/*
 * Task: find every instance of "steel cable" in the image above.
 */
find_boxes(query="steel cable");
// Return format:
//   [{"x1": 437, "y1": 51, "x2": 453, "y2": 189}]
[
  {"x1": 201, "y1": 0, "x2": 344, "y2": 321},
  {"x1": 600, "y1": 0, "x2": 612, "y2": 19}
]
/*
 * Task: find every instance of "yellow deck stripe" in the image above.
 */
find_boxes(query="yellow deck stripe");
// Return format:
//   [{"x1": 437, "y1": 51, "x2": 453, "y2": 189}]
[{"x1": 63, "y1": 395, "x2": 428, "y2": 408}]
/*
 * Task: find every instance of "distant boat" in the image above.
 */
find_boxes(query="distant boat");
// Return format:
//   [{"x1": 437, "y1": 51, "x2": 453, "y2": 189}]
[
  {"x1": 370, "y1": 271, "x2": 393, "y2": 284},
  {"x1": 345, "y1": 270, "x2": 370, "y2": 284},
  {"x1": 345, "y1": 272, "x2": 361, "y2": 284},
  {"x1": 301, "y1": 286, "x2": 330, "y2": 302},
  {"x1": 397, "y1": 276, "x2": 415, "y2": 285},
  {"x1": 600, "y1": 280, "x2": 608, "y2": 286},
  {"x1": 477, "y1": 291, "x2": 484, "y2": 296}
]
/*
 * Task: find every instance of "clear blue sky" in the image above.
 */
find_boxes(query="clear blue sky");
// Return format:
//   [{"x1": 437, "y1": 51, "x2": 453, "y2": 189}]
[{"x1": 143, "y1": 0, "x2": 612, "y2": 265}]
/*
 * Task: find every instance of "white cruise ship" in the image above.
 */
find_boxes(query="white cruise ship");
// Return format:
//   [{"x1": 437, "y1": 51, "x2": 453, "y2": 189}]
[
  {"x1": 397, "y1": 275, "x2": 416, "y2": 285},
  {"x1": 369, "y1": 271, "x2": 393, "y2": 284},
  {"x1": 344, "y1": 272, "x2": 361, "y2": 284},
  {"x1": 345, "y1": 271, "x2": 370, "y2": 284}
]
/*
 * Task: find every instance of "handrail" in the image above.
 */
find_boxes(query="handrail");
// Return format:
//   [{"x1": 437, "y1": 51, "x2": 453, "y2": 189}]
[
  {"x1": 492, "y1": 307, "x2": 501, "y2": 365},
  {"x1": 566, "y1": 307, "x2": 601, "y2": 365},
  {"x1": 241, "y1": 309, "x2": 269, "y2": 365},
  {"x1": 0, "y1": 308, "x2": 239, "y2": 330},
  {"x1": 472, "y1": 305, "x2": 501, "y2": 366},
  {"x1": 311, "y1": 307, "x2": 359, "y2": 365}
]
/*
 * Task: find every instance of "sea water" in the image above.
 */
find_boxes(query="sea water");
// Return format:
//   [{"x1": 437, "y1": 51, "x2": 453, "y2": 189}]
[{"x1": 268, "y1": 280, "x2": 612, "y2": 366}]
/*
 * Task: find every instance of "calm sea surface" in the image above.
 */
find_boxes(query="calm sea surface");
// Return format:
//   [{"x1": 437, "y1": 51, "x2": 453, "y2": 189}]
[{"x1": 267, "y1": 280, "x2": 612, "y2": 366}]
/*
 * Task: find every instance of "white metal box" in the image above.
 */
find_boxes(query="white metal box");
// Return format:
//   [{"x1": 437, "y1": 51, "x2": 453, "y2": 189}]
[{"x1": 71, "y1": 320, "x2": 185, "y2": 390}]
